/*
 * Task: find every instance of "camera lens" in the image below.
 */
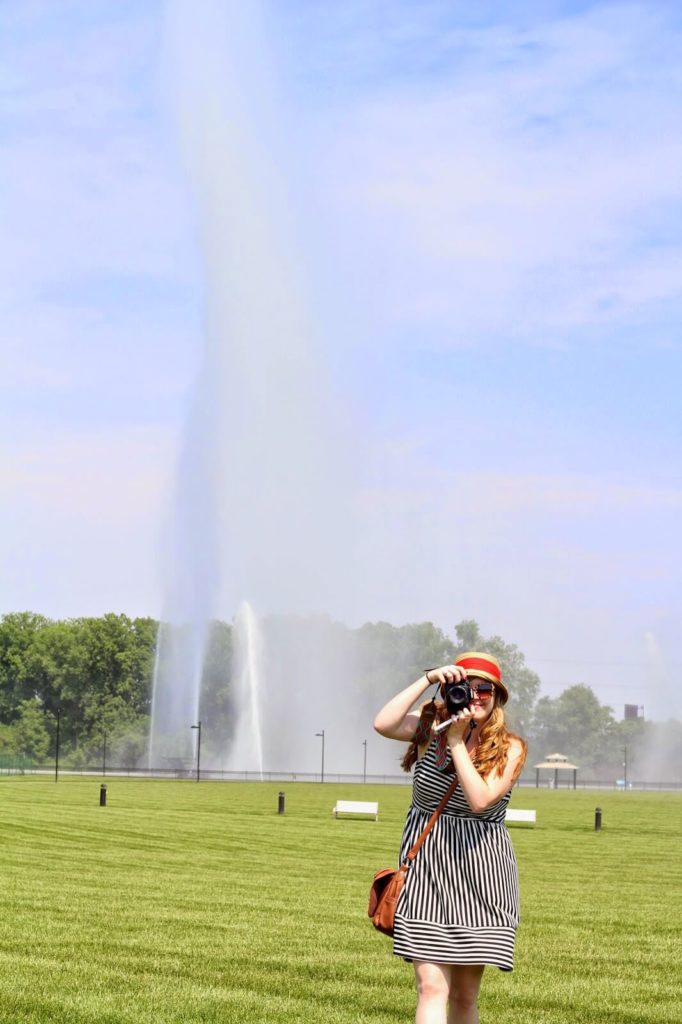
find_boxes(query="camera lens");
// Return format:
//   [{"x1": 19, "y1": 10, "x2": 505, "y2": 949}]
[{"x1": 444, "y1": 681, "x2": 473, "y2": 715}]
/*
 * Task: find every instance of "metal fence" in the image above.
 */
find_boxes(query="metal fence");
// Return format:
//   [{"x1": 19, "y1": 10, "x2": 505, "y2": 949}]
[
  {"x1": 515, "y1": 777, "x2": 682, "y2": 792},
  {"x1": 0, "y1": 755, "x2": 34, "y2": 775},
  {"x1": 23, "y1": 764, "x2": 682, "y2": 791}
]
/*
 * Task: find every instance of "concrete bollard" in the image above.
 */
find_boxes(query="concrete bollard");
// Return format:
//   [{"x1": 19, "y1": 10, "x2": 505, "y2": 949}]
[
  {"x1": 278, "y1": 791, "x2": 285, "y2": 815},
  {"x1": 100, "y1": 784, "x2": 107, "y2": 807},
  {"x1": 595, "y1": 806, "x2": 602, "y2": 832}
]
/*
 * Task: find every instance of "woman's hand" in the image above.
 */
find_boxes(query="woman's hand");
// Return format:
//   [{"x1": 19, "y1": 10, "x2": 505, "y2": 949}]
[
  {"x1": 446, "y1": 705, "x2": 475, "y2": 742},
  {"x1": 425, "y1": 664, "x2": 468, "y2": 686}
]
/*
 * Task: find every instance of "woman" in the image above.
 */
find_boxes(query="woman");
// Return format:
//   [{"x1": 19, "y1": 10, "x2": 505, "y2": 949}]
[{"x1": 373, "y1": 651, "x2": 527, "y2": 1024}]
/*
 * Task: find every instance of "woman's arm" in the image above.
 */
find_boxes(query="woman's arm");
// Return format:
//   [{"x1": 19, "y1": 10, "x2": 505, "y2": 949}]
[
  {"x1": 373, "y1": 664, "x2": 466, "y2": 742},
  {"x1": 448, "y1": 727, "x2": 525, "y2": 813},
  {"x1": 373, "y1": 674, "x2": 432, "y2": 741}
]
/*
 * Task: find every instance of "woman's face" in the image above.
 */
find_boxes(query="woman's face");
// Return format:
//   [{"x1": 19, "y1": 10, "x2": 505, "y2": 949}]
[{"x1": 468, "y1": 676, "x2": 497, "y2": 724}]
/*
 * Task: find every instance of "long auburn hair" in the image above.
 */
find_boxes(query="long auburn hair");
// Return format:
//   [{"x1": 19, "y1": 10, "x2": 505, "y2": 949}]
[{"x1": 401, "y1": 694, "x2": 527, "y2": 782}]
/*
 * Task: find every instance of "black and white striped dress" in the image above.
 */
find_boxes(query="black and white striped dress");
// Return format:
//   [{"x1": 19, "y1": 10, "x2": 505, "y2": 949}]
[{"x1": 393, "y1": 738, "x2": 520, "y2": 970}]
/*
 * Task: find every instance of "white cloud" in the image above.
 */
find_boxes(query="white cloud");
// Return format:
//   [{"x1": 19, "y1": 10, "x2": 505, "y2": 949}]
[{"x1": 311, "y1": 3, "x2": 682, "y2": 346}]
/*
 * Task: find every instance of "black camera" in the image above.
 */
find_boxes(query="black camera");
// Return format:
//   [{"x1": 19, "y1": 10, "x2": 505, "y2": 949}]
[{"x1": 443, "y1": 680, "x2": 475, "y2": 716}]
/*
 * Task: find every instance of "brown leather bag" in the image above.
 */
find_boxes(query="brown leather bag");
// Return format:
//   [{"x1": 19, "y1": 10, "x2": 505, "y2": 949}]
[{"x1": 368, "y1": 777, "x2": 458, "y2": 936}]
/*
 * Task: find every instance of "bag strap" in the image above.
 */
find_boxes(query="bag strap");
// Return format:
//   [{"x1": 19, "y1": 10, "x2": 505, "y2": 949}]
[{"x1": 404, "y1": 776, "x2": 458, "y2": 864}]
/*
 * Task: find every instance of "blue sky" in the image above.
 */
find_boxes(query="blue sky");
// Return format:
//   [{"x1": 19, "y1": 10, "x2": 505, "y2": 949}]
[{"x1": 1, "y1": 1, "x2": 681, "y2": 717}]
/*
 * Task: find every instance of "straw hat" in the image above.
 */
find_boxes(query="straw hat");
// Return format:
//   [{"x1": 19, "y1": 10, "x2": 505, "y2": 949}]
[{"x1": 454, "y1": 651, "x2": 508, "y2": 704}]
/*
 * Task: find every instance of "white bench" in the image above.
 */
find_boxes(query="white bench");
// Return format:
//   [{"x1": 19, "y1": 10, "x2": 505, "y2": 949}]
[
  {"x1": 332, "y1": 800, "x2": 379, "y2": 821},
  {"x1": 505, "y1": 809, "x2": 536, "y2": 826}
]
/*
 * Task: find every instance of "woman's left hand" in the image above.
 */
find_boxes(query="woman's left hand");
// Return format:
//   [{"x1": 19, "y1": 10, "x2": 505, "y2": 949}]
[{"x1": 446, "y1": 705, "x2": 475, "y2": 741}]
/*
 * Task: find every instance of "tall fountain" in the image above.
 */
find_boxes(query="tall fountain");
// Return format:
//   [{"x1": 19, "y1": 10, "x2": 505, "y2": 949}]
[{"x1": 148, "y1": 0, "x2": 354, "y2": 774}]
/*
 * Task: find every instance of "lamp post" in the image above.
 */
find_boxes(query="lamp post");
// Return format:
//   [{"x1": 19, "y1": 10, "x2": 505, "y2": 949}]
[
  {"x1": 191, "y1": 721, "x2": 202, "y2": 782},
  {"x1": 362, "y1": 739, "x2": 367, "y2": 784},
  {"x1": 54, "y1": 707, "x2": 61, "y2": 784},
  {"x1": 102, "y1": 728, "x2": 107, "y2": 777},
  {"x1": 623, "y1": 746, "x2": 627, "y2": 789},
  {"x1": 316, "y1": 730, "x2": 325, "y2": 783}
]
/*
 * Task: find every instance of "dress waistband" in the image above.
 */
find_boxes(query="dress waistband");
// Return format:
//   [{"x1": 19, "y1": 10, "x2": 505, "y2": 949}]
[{"x1": 412, "y1": 801, "x2": 505, "y2": 823}]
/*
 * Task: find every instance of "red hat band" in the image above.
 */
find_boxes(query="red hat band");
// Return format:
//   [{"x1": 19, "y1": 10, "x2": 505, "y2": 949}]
[{"x1": 455, "y1": 654, "x2": 501, "y2": 682}]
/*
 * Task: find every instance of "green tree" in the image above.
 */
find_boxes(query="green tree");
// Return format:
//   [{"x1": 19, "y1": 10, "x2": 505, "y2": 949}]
[
  {"x1": 358, "y1": 620, "x2": 455, "y2": 685},
  {"x1": 13, "y1": 699, "x2": 50, "y2": 762},
  {"x1": 49, "y1": 614, "x2": 156, "y2": 753},
  {"x1": 30, "y1": 619, "x2": 88, "y2": 745},
  {"x1": 0, "y1": 723, "x2": 17, "y2": 755},
  {"x1": 200, "y1": 620, "x2": 233, "y2": 760},
  {"x1": 0, "y1": 611, "x2": 52, "y2": 720},
  {"x1": 3, "y1": 609, "x2": 680, "y2": 782},
  {"x1": 531, "y1": 685, "x2": 619, "y2": 777},
  {"x1": 356, "y1": 620, "x2": 457, "y2": 715},
  {"x1": 0, "y1": 612, "x2": 157, "y2": 764},
  {"x1": 111, "y1": 719, "x2": 149, "y2": 771}
]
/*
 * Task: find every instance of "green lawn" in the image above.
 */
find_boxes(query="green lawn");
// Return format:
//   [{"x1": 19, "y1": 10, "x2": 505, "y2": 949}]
[{"x1": 0, "y1": 777, "x2": 680, "y2": 1023}]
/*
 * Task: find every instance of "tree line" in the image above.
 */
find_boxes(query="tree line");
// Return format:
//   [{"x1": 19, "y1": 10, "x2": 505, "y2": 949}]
[{"x1": 0, "y1": 611, "x2": 679, "y2": 780}]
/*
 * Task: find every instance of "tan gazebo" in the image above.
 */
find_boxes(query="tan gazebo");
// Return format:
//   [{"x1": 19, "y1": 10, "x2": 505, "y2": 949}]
[{"x1": 534, "y1": 752, "x2": 579, "y2": 789}]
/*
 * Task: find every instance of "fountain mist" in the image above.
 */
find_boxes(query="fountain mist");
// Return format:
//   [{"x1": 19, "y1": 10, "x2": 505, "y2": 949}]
[{"x1": 149, "y1": 0, "x2": 356, "y2": 772}]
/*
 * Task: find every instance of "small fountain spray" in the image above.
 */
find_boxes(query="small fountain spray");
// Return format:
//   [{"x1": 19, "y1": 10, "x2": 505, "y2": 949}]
[{"x1": 228, "y1": 602, "x2": 265, "y2": 778}]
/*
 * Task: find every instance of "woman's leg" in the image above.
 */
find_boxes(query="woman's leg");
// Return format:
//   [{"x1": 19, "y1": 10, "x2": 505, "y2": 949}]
[
  {"x1": 413, "y1": 961, "x2": 452, "y2": 1024},
  {"x1": 447, "y1": 965, "x2": 485, "y2": 1024}
]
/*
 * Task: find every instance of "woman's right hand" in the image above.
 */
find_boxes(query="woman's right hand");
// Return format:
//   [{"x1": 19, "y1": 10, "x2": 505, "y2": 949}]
[{"x1": 425, "y1": 664, "x2": 468, "y2": 686}]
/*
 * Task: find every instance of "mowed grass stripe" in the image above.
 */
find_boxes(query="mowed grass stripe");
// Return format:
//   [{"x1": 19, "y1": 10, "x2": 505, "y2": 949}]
[{"x1": 1, "y1": 777, "x2": 680, "y2": 1023}]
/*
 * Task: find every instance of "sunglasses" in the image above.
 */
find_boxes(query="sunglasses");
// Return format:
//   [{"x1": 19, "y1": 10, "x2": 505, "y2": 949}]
[{"x1": 470, "y1": 680, "x2": 495, "y2": 701}]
